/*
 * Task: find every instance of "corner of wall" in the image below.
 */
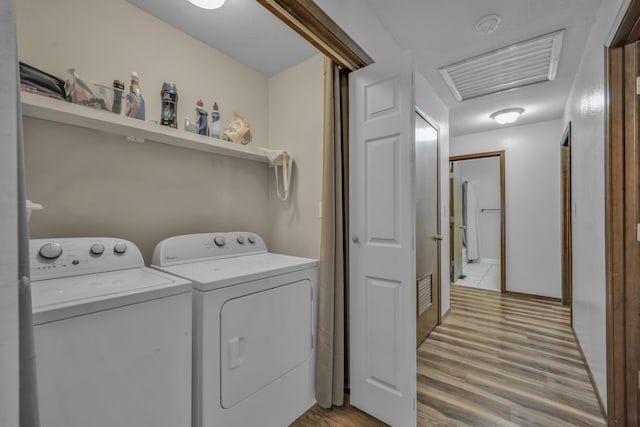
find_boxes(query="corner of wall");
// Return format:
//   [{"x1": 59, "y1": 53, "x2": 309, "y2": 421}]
[{"x1": 265, "y1": 54, "x2": 325, "y2": 259}]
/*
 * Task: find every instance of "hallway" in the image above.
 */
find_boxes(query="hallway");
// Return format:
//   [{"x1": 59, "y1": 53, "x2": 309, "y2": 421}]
[
  {"x1": 293, "y1": 285, "x2": 605, "y2": 426},
  {"x1": 418, "y1": 286, "x2": 605, "y2": 426}
]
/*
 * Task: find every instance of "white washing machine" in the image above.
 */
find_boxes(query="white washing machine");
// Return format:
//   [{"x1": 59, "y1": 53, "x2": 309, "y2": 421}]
[
  {"x1": 30, "y1": 237, "x2": 193, "y2": 427},
  {"x1": 151, "y1": 232, "x2": 318, "y2": 427}
]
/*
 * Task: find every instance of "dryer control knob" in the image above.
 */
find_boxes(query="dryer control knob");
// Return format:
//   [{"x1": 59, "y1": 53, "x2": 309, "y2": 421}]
[
  {"x1": 90, "y1": 243, "x2": 105, "y2": 255},
  {"x1": 214, "y1": 236, "x2": 226, "y2": 247},
  {"x1": 247, "y1": 235, "x2": 256, "y2": 244},
  {"x1": 39, "y1": 242, "x2": 63, "y2": 260},
  {"x1": 113, "y1": 241, "x2": 127, "y2": 254},
  {"x1": 236, "y1": 235, "x2": 245, "y2": 244}
]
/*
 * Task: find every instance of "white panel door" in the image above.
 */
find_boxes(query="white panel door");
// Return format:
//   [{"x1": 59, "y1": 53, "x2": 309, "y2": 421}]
[{"x1": 349, "y1": 52, "x2": 416, "y2": 427}]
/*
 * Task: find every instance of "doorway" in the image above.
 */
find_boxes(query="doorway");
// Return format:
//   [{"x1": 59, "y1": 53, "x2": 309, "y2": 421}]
[
  {"x1": 449, "y1": 151, "x2": 506, "y2": 293},
  {"x1": 415, "y1": 109, "x2": 440, "y2": 346}
]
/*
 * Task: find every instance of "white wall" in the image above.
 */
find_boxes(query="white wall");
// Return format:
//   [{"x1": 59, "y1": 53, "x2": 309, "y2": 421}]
[
  {"x1": 314, "y1": 0, "x2": 400, "y2": 64},
  {"x1": 0, "y1": 1, "x2": 20, "y2": 425},
  {"x1": 458, "y1": 157, "x2": 501, "y2": 261},
  {"x1": 451, "y1": 119, "x2": 564, "y2": 299},
  {"x1": 561, "y1": 0, "x2": 629, "y2": 407},
  {"x1": 267, "y1": 55, "x2": 324, "y2": 259}
]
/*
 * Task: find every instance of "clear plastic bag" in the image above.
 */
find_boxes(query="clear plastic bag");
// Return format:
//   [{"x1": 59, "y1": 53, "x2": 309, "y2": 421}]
[{"x1": 65, "y1": 68, "x2": 113, "y2": 111}]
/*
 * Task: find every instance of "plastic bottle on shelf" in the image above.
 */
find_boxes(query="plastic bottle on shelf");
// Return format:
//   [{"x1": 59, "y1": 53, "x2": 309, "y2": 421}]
[
  {"x1": 125, "y1": 72, "x2": 145, "y2": 120},
  {"x1": 195, "y1": 99, "x2": 209, "y2": 136},
  {"x1": 112, "y1": 80, "x2": 125, "y2": 114},
  {"x1": 211, "y1": 102, "x2": 221, "y2": 139},
  {"x1": 184, "y1": 117, "x2": 197, "y2": 134},
  {"x1": 160, "y1": 82, "x2": 178, "y2": 128}
]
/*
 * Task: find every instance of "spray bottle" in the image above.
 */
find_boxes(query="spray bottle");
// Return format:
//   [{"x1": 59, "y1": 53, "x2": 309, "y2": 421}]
[{"x1": 125, "y1": 72, "x2": 145, "y2": 120}]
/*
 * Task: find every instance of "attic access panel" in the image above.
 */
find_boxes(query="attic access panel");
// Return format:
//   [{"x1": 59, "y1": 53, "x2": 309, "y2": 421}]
[{"x1": 439, "y1": 30, "x2": 565, "y2": 101}]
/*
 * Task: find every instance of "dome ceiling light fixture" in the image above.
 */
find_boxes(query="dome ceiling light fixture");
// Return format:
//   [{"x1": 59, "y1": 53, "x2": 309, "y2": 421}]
[
  {"x1": 491, "y1": 108, "x2": 524, "y2": 125},
  {"x1": 475, "y1": 14, "x2": 502, "y2": 35},
  {"x1": 188, "y1": 0, "x2": 225, "y2": 10}
]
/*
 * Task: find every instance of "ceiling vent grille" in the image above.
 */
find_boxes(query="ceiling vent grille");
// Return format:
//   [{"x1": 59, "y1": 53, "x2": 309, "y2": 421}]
[{"x1": 439, "y1": 30, "x2": 565, "y2": 101}]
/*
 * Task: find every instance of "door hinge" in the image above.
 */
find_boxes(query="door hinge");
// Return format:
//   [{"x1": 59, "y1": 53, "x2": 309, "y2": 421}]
[
  {"x1": 637, "y1": 223, "x2": 640, "y2": 242},
  {"x1": 449, "y1": 172, "x2": 455, "y2": 179},
  {"x1": 636, "y1": 77, "x2": 640, "y2": 95}
]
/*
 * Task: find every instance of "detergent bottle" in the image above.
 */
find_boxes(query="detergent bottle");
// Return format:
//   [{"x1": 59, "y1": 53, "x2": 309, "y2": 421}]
[{"x1": 125, "y1": 72, "x2": 145, "y2": 120}]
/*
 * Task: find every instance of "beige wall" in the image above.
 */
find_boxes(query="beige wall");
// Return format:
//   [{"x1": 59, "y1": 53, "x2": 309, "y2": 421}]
[
  {"x1": 24, "y1": 118, "x2": 271, "y2": 263},
  {"x1": 17, "y1": 0, "x2": 325, "y2": 262},
  {"x1": 16, "y1": 0, "x2": 268, "y2": 147},
  {"x1": 266, "y1": 55, "x2": 324, "y2": 259}
]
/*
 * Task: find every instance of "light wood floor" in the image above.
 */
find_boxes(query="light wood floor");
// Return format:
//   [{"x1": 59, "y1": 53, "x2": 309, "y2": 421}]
[{"x1": 292, "y1": 285, "x2": 605, "y2": 426}]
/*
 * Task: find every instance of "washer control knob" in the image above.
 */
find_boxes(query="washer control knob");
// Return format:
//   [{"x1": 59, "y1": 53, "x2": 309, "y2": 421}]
[
  {"x1": 39, "y1": 242, "x2": 63, "y2": 260},
  {"x1": 113, "y1": 241, "x2": 127, "y2": 254},
  {"x1": 247, "y1": 235, "x2": 256, "y2": 244},
  {"x1": 90, "y1": 243, "x2": 105, "y2": 255},
  {"x1": 214, "y1": 236, "x2": 226, "y2": 247},
  {"x1": 236, "y1": 235, "x2": 245, "y2": 244}
]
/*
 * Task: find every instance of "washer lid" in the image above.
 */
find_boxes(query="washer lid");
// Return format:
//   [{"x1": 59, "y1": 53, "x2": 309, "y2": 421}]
[
  {"x1": 31, "y1": 267, "x2": 192, "y2": 325},
  {"x1": 156, "y1": 253, "x2": 318, "y2": 291}
]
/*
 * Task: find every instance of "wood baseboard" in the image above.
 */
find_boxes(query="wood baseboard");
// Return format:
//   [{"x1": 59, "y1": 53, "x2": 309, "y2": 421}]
[
  {"x1": 504, "y1": 290, "x2": 562, "y2": 303},
  {"x1": 571, "y1": 328, "x2": 607, "y2": 419},
  {"x1": 441, "y1": 307, "x2": 451, "y2": 324}
]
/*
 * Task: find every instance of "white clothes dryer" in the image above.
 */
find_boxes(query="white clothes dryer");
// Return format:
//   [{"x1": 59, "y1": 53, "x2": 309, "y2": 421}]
[
  {"x1": 151, "y1": 232, "x2": 318, "y2": 427},
  {"x1": 30, "y1": 237, "x2": 192, "y2": 427}
]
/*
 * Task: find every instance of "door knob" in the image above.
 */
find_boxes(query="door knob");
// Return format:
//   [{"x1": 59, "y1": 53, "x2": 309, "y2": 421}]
[
  {"x1": 352, "y1": 236, "x2": 359, "y2": 244},
  {"x1": 433, "y1": 235, "x2": 444, "y2": 241}
]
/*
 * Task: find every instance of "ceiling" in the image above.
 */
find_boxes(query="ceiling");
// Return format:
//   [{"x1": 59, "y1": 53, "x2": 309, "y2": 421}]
[
  {"x1": 127, "y1": 0, "x2": 604, "y2": 136},
  {"x1": 362, "y1": 0, "x2": 603, "y2": 136},
  {"x1": 127, "y1": 0, "x2": 318, "y2": 76}
]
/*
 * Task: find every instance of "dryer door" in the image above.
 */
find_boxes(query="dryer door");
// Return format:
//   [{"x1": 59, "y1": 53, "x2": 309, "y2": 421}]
[{"x1": 220, "y1": 280, "x2": 312, "y2": 408}]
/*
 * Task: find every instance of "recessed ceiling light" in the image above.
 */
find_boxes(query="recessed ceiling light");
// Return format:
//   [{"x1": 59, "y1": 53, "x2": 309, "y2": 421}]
[
  {"x1": 475, "y1": 15, "x2": 501, "y2": 35},
  {"x1": 188, "y1": 0, "x2": 225, "y2": 10},
  {"x1": 491, "y1": 108, "x2": 524, "y2": 125}
]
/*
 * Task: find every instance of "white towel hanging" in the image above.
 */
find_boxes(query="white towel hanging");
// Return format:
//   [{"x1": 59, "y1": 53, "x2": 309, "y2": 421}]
[{"x1": 262, "y1": 149, "x2": 293, "y2": 201}]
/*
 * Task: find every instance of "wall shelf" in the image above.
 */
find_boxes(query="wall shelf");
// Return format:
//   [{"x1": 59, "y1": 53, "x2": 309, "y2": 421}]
[{"x1": 20, "y1": 91, "x2": 269, "y2": 163}]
